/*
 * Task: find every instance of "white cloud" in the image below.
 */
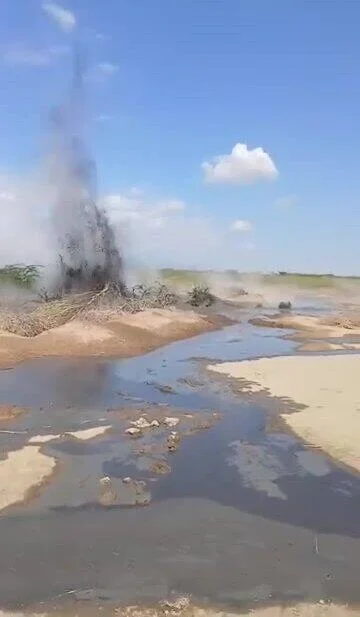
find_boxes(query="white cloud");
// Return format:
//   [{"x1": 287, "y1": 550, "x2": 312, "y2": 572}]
[
  {"x1": 42, "y1": 2, "x2": 76, "y2": 32},
  {"x1": 2, "y1": 44, "x2": 69, "y2": 67},
  {"x1": 96, "y1": 62, "x2": 119, "y2": 75},
  {"x1": 202, "y1": 143, "x2": 278, "y2": 185},
  {"x1": 101, "y1": 190, "x2": 258, "y2": 269},
  {"x1": 230, "y1": 219, "x2": 253, "y2": 232},
  {"x1": 274, "y1": 195, "x2": 297, "y2": 210}
]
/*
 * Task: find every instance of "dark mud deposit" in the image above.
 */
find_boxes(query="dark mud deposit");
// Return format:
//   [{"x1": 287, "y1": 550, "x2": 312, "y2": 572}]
[{"x1": 1, "y1": 320, "x2": 360, "y2": 612}]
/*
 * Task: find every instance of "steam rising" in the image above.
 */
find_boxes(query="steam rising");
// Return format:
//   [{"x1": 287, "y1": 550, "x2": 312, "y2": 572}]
[{"x1": 49, "y1": 49, "x2": 123, "y2": 293}]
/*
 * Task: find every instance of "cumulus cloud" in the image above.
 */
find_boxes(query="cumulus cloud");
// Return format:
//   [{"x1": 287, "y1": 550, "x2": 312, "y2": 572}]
[
  {"x1": 202, "y1": 143, "x2": 278, "y2": 185},
  {"x1": 230, "y1": 219, "x2": 253, "y2": 232},
  {"x1": 42, "y1": 2, "x2": 76, "y2": 32},
  {"x1": 2, "y1": 44, "x2": 69, "y2": 67}
]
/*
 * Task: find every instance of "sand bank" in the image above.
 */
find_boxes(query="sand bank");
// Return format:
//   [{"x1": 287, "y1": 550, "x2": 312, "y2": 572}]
[
  {"x1": 0, "y1": 308, "x2": 228, "y2": 369},
  {"x1": 250, "y1": 313, "x2": 360, "y2": 340},
  {"x1": 209, "y1": 354, "x2": 360, "y2": 472},
  {"x1": 0, "y1": 446, "x2": 56, "y2": 511}
]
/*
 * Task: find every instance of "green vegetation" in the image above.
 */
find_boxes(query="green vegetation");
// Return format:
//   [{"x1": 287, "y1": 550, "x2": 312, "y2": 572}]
[
  {"x1": 0, "y1": 265, "x2": 40, "y2": 289},
  {"x1": 161, "y1": 269, "x2": 360, "y2": 291},
  {"x1": 160, "y1": 268, "x2": 205, "y2": 287},
  {"x1": 188, "y1": 284, "x2": 215, "y2": 307}
]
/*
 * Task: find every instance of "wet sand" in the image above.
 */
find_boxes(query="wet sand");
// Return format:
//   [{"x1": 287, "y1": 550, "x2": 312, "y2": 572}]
[
  {"x1": 1, "y1": 321, "x2": 360, "y2": 612},
  {"x1": 0, "y1": 308, "x2": 229, "y2": 369},
  {"x1": 209, "y1": 354, "x2": 360, "y2": 472}
]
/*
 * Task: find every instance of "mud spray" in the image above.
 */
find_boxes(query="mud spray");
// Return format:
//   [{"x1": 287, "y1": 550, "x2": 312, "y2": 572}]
[{"x1": 49, "y1": 49, "x2": 124, "y2": 294}]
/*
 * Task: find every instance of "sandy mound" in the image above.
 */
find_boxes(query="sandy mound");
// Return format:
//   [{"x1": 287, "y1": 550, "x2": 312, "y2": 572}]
[
  {"x1": 209, "y1": 354, "x2": 360, "y2": 472},
  {"x1": 0, "y1": 446, "x2": 56, "y2": 511},
  {"x1": 0, "y1": 308, "x2": 224, "y2": 369},
  {"x1": 38, "y1": 321, "x2": 115, "y2": 343},
  {"x1": 116, "y1": 308, "x2": 205, "y2": 332}
]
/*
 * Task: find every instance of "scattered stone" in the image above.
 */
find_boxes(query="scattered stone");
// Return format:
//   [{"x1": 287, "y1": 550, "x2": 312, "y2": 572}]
[
  {"x1": 125, "y1": 427, "x2": 143, "y2": 438},
  {"x1": 153, "y1": 383, "x2": 176, "y2": 395},
  {"x1": 122, "y1": 477, "x2": 132, "y2": 484},
  {"x1": 130, "y1": 417, "x2": 151, "y2": 430},
  {"x1": 98, "y1": 476, "x2": 117, "y2": 507},
  {"x1": 167, "y1": 431, "x2": 181, "y2": 452},
  {"x1": 279, "y1": 301, "x2": 292, "y2": 311},
  {"x1": 164, "y1": 417, "x2": 180, "y2": 428},
  {"x1": 160, "y1": 595, "x2": 190, "y2": 614},
  {"x1": 150, "y1": 459, "x2": 171, "y2": 475}
]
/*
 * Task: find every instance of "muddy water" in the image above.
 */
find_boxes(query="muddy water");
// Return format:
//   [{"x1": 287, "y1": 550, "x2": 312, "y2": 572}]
[{"x1": 0, "y1": 320, "x2": 360, "y2": 611}]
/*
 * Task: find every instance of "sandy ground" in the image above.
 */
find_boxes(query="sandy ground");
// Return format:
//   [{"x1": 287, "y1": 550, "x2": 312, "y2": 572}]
[
  {"x1": 250, "y1": 313, "x2": 360, "y2": 340},
  {"x1": 209, "y1": 354, "x2": 360, "y2": 472},
  {"x1": 0, "y1": 308, "x2": 227, "y2": 369},
  {"x1": 0, "y1": 603, "x2": 359, "y2": 617}
]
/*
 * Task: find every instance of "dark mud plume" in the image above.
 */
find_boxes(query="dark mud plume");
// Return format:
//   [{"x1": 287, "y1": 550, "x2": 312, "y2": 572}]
[{"x1": 49, "y1": 48, "x2": 124, "y2": 294}]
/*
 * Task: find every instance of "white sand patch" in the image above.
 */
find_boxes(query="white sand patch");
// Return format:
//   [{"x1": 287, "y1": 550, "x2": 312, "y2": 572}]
[
  {"x1": 209, "y1": 354, "x2": 360, "y2": 472},
  {"x1": 28, "y1": 433, "x2": 60, "y2": 444},
  {"x1": 0, "y1": 446, "x2": 56, "y2": 511},
  {"x1": 66, "y1": 425, "x2": 111, "y2": 440},
  {"x1": 29, "y1": 425, "x2": 111, "y2": 444}
]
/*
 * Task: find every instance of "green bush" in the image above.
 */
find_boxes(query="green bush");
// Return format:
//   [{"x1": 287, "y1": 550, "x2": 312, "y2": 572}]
[
  {"x1": 187, "y1": 284, "x2": 215, "y2": 307},
  {"x1": 0, "y1": 264, "x2": 40, "y2": 289}
]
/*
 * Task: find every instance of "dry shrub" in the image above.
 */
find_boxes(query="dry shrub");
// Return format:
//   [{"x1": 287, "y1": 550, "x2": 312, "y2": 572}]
[{"x1": 0, "y1": 282, "x2": 177, "y2": 337}]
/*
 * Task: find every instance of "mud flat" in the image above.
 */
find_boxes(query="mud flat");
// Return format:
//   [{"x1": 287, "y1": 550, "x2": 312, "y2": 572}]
[
  {"x1": 0, "y1": 308, "x2": 229, "y2": 369},
  {"x1": 209, "y1": 354, "x2": 360, "y2": 472}
]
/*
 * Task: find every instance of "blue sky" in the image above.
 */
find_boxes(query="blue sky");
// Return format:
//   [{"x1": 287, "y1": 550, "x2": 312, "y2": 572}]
[{"x1": 0, "y1": 0, "x2": 359, "y2": 274}]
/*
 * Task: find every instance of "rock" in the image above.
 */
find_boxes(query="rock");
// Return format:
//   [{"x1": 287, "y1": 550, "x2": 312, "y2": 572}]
[
  {"x1": 167, "y1": 431, "x2": 181, "y2": 452},
  {"x1": 164, "y1": 417, "x2": 180, "y2": 428},
  {"x1": 150, "y1": 419, "x2": 160, "y2": 428},
  {"x1": 130, "y1": 417, "x2": 151, "y2": 429},
  {"x1": 122, "y1": 477, "x2": 132, "y2": 484},
  {"x1": 150, "y1": 459, "x2": 171, "y2": 475},
  {"x1": 278, "y1": 301, "x2": 292, "y2": 310},
  {"x1": 125, "y1": 427, "x2": 143, "y2": 438},
  {"x1": 160, "y1": 595, "x2": 190, "y2": 614},
  {"x1": 98, "y1": 476, "x2": 117, "y2": 506}
]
